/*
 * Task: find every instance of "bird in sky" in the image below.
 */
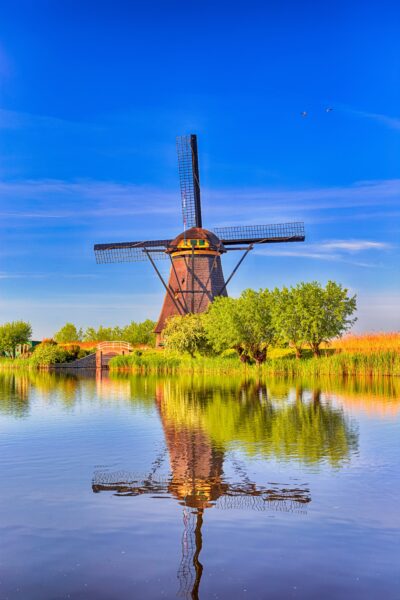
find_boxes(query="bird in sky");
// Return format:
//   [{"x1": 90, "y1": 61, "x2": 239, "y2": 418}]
[
  {"x1": 300, "y1": 111, "x2": 308, "y2": 117},
  {"x1": 325, "y1": 107, "x2": 333, "y2": 112}
]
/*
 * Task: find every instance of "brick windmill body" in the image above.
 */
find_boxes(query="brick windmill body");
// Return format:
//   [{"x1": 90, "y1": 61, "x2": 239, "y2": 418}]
[
  {"x1": 154, "y1": 227, "x2": 227, "y2": 342},
  {"x1": 94, "y1": 135, "x2": 305, "y2": 345}
]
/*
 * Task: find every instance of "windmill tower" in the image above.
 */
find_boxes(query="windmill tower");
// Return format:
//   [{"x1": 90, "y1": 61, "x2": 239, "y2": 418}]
[{"x1": 94, "y1": 135, "x2": 305, "y2": 344}]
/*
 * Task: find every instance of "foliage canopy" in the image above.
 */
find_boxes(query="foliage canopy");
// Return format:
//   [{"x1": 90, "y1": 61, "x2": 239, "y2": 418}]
[
  {"x1": 164, "y1": 281, "x2": 357, "y2": 362},
  {"x1": 0, "y1": 321, "x2": 32, "y2": 358},
  {"x1": 163, "y1": 314, "x2": 210, "y2": 357},
  {"x1": 54, "y1": 322, "x2": 83, "y2": 343}
]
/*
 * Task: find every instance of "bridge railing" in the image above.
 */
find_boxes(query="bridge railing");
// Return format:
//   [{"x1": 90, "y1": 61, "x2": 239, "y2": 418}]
[{"x1": 96, "y1": 341, "x2": 133, "y2": 352}]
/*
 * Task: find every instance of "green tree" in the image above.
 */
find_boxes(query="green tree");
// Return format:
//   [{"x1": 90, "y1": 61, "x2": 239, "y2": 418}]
[
  {"x1": 204, "y1": 290, "x2": 276, "y2": 364},
  {"x1": 122, "y1": 320, "x2": 156, "y2": 346},
  {"x1": 236, "y1": 289, "x2": 276, "y2": 364},
  {"x1": 83, "y1": 325, "x2": 123, "y2": 341},
  {"x1": 291, "y1": 281, "x2": 357, "y2": 357},
  {"x1": 0, "y1": 321, "x2": 32, "y2": 358},
  {"x1": 54, "y1": 322, "x2": 83, "y2": 343},
  {"x1": 272, "y1": 287, "x2": 306, "y2": 358},
  {"x1": 163, "y1": 314, "x2": 210, "y2": 357},
  {"x1": 202, "y1": 296, "x2": 245, "y2": 358}
]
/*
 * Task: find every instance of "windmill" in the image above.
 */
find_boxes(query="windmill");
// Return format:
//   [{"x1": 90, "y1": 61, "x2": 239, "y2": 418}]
[{"x1": 94, "y1": 134, "x2": 305, "y2": 344}]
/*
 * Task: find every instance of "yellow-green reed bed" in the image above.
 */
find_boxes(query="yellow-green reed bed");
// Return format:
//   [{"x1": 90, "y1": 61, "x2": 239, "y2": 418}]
[
  {"x1": 0, "y1": 357, "x2": 31, "y2": 370},
  {"x1": 109, "y1": 351, "x2": 241, "y2": 374},
  {"x1": 109, "y1": 350, "x2": 400, "y2": 377},
  {"x1": 261, "y1": 351, "x2": 400, "y2": 377}
]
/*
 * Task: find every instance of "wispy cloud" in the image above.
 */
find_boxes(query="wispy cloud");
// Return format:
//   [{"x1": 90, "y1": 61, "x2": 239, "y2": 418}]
[
  {"x1": 0, "y1": 179, "x2": 177, "y2": 220},
  {"x1": 0, "y1": 272, "x2": 101, "y2": 280},
  {"x1": 0, "y1": 292, "x2": 161, "y2": 311},
  {"x1": 347, "y1": 108, "x2": 400, "y2": 132},
  {"x1": 0, "y1": 178, "x2": 399, "y2": 225},
  {"x1": 205, "y1": 178, "x2": 400, "y2": 221},
  {"x1": 0, "y1": 107, "x2": 96, "y2": 131},
  {"x1": 255, "y1": 238, "x2": 392, "y2": 268},
  {"x1": 319, "y1": 240, "x2": 390, "y2": 252}
]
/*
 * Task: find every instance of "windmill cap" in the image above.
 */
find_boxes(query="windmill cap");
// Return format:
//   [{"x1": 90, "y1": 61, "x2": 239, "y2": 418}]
[{"x1": 168, "y1": 227, "x2": 225, "y2": 252}]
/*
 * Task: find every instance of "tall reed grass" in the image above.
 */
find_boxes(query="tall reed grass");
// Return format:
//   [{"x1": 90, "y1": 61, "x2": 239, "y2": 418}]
[
  {"x1": 0, "y1": 357, "x2": 31, "y2": 370},
  {"x1": 328, "y1": 332, "x2": 400, "y2": 353},
  {"x1": 110, "y1": 350, "x2": 400, "y2": 377}
]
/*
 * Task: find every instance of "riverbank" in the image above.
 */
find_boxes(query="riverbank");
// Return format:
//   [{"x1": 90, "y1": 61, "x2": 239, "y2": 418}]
[
  {"x1": 1, "y1": 335, "x2": 399, "y2": 377},
  {"x1": 109, "y1": 349, "x2": 400, "y2": 377}
]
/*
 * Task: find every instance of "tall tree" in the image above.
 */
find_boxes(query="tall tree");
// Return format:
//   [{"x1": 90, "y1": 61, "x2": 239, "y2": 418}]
[
  {"x1": 83, "y1": 326, "x2": 123, "y2": 341},
  {"x1": 235, "y1": 289, "x2": 277, "y2": 364},
  {"x1": 202, "y1": 296, "x2": 247, "y2": 359},
  {"x1": 204, "y1": 290, "x2": 276, "y2": 364},
  {"x1": 54, "y1": 323, "x2": 83, "y2": 343},
  {"x1": 272, "y1": 287, "x2": 306, "y2": 358},
  {"x1": 291, "y1": 281, "x2": 357, "y2": 356},
  {"x1": 163, "y1": 314, "x2": 210, "y2": 357},
  {"x1": 123, "y1": 320, "x2": 156, "y2": 346},
  {"x1": 0, "y1": 321, "x2": 32, "y2": 358}
]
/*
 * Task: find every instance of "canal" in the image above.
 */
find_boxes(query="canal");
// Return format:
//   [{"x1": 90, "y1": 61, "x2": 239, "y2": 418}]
[{"x1": 0, "y1": 372, "x2": 399, "y2": 599}]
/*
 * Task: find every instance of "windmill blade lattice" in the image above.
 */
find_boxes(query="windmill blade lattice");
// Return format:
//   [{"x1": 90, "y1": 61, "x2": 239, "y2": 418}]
[
  {"x1": 214, "y1": 222, "x2": 305, "y2": 245},
  {"x1": 177, "y1": 135, "x2": 202, "y2": 230},
  {"x1": 94, "y1": 239, "x2": 171, "y2": 263}
]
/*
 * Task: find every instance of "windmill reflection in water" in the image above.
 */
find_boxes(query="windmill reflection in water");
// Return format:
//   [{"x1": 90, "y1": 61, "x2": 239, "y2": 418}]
[{"x1": 92, "y1": 383, "x2": 312, "y2": 599}]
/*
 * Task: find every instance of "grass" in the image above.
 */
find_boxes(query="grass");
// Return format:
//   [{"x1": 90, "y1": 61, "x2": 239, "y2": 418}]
[
  {"x1": 327, "y1": 332, "x2": 400, "y2": 353},
  {"x1": 109, "y1": 348, "x2": 400, "y2": 377},
  {"x1": 109, "y1": 350, "x2": 241, "y2": 374},
  {"x1": 0, "y1": 356, "x2": 31, "y2": 370}
]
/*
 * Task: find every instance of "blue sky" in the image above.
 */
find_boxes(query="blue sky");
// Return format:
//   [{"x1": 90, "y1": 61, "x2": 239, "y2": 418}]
[{"x1": 0, "y1": 0, "x2": 399, "y2": 337}]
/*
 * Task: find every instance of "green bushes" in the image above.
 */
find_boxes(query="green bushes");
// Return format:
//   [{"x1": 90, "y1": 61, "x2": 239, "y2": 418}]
[
  {"x1": 0, "y1": 321, "x2": 32, "y2": 358},
  {"x1": 30, "y1": 343, "x2": 70, "y2": 367},
  {"x1": 29, "y1": 342, "x2": 92, "y2": 367}
]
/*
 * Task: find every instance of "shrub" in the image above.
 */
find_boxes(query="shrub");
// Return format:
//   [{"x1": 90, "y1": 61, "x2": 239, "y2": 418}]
[{"x1": 30, "y1": 343, "x2": 70, "y2": 367}]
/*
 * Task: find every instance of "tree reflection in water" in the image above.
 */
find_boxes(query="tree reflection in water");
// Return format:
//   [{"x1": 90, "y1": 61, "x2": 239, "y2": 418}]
[{"x1": 91, "y1": 377, "x2": 359, "y2": 600}]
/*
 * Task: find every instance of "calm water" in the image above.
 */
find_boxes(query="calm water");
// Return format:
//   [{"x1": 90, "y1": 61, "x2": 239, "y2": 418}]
[{"x1": 0, "y1": 372, "x2": 399, "y2": 599}]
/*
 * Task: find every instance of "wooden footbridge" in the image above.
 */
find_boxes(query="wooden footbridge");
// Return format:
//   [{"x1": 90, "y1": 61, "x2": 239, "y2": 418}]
[
  {"x1": 54, "y1": 341, "x2": 133, "y2": 370},
  {"x1": 95, "y1": 341, "x2": 132, "y2": 369}
]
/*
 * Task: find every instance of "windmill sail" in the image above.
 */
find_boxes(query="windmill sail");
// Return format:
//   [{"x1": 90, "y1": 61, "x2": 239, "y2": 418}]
[
  {"x1": 94, "y1": 239, "x2": 171, "y2": 263},
  {"x1": 214, "y1": 222, "x2": 305, "y2": 245},
  {"x1": 177, "y1": 134, "x2": 202, "y2": 229}
]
